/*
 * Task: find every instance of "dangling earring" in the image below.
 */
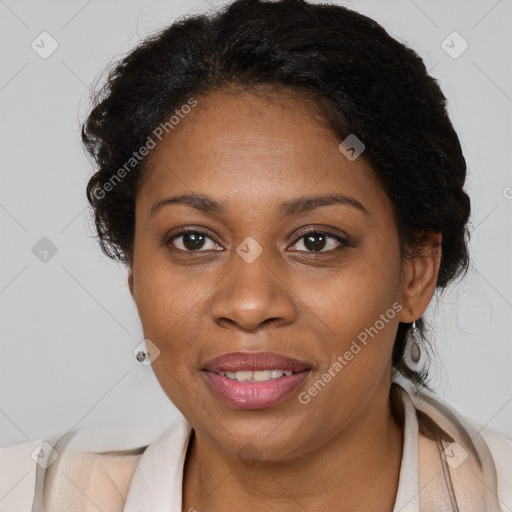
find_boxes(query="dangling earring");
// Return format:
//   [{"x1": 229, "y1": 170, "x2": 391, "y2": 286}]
[{"x1": 404, "y1": 320, "x2": 423, "y2": 372}]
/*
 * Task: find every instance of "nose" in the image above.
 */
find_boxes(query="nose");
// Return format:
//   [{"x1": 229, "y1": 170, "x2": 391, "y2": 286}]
[{"x1": 211, "y1": 251, "x2": 297, "y2": 332}]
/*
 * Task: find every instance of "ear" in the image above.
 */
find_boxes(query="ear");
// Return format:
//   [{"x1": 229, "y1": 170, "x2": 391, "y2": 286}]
[
  {"x1": 398, "y1": 232, "x2": 442, "y2": 323},
  {"x1": 128, "y1": 267, "x2": 134, "y2": 298}
]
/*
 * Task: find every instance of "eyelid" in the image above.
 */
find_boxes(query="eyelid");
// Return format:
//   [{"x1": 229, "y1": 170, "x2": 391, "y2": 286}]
[
  {"x1": 290, "y1": 227, "x2": 351, "y2": 248},
  {"x1": 164, "y1": 227, "x2": 222, "y2": 250}
]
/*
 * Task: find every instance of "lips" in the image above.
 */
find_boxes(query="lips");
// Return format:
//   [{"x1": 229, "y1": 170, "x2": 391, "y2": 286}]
[
  {"x1": 204, "y1": 351, "x2": 310, "y2": 373},
  {"x1": 203, "y1": 351, "x2": 311, "y2": 410}
]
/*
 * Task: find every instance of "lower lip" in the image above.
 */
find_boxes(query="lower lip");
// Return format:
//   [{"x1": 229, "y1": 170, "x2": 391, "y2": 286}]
[{"x1": 203, "y1": 370, "x2": 310, "y2": 409}]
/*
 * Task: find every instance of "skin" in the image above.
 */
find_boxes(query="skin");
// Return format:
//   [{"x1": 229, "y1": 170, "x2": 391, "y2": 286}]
[{"x1": 128, "y1": 88, "x2": 441, "y2": 511}]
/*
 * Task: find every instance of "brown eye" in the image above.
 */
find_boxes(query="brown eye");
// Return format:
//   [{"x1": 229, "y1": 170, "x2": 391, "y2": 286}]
[
  {"x1": 166, "y1": 229, "x2": 222, "y2": 252},
  {"x1": 289, "y1": 230, "x2": 349, "y2": 253}
]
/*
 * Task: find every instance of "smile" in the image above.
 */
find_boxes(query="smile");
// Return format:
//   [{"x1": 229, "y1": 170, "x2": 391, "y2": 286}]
[
  {"x1": 218, "y1": 369, "x2": 295, "y2": 381},
  {"x1": 203, "y1": 351, "x2": 311, "y2": 409}
]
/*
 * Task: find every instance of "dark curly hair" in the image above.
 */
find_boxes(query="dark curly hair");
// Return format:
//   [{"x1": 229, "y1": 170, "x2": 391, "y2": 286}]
[{"x1": 82, "y1": 0, "x2": 470, "y2": 387}]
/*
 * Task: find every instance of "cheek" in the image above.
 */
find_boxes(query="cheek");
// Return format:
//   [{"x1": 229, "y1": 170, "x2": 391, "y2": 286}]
[
  {"x1": 132, "y1": 242, "x2": 202, "y2": 331},
  {"x1": 294, "y1": 278, "x2": 400, "y2": 438},
  {"x1": 135, "y1": 266, "x2": 206, "y2": 408},
  {"x1": 301, "y1": 241, "x2": 402, "y2": 386},
  {"x1": 131, "y1": 250, "x2": 220, "y2": 398},
  {"x1": 301, "y1": 276, "x2": 399, "y2": 382},
  {"x1": 309, "y1": 246, "x2": 401, "y2": 336}
]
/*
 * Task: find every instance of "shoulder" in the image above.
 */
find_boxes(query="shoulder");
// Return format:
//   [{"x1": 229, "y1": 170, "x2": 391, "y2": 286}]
[
  {"x1": 393, "y1": 378, "x2": 512, "y2": 507},
  {"x1": 469, "y1": 420, "x2": 512, "y2": 506},
  {"x1": 44, "y1": 443, "x2": 146, "y2": 511},
  {"x1": 0, "y1": 438, "x2": 46, "y2": 511},
  {"x1": 0, "y1": 434, "x2": 147, "y2": 512}
]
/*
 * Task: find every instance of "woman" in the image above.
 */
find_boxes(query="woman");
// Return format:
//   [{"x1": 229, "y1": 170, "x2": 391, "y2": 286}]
[{"x1": 1, "y1": 0, "x2": 511, "y2": 510}]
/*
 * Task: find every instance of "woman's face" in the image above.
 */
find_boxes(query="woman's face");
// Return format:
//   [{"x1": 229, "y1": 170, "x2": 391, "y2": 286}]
[{"x1": 128, "y1": 89, "x2": 434, "y2": 461}]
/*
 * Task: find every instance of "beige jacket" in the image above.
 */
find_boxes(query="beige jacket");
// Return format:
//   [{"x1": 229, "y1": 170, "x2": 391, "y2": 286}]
[{"x1": 1, "y1": 379, "x2": 512, "y2": 511}]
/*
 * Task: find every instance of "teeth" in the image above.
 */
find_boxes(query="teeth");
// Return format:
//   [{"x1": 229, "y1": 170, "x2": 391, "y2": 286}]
[
  {"x1": 270, "y1": 369, "x2": 284, "y2": 379},
  {"x1": 253, "y1": 370, "x2": 272, "y2": 381},
  {"x1": 219, "y1": 369, "x2": 296, "y2": 382},
  {"x1": 236, "y1": 371, "x2": 253, "y2": 382}
]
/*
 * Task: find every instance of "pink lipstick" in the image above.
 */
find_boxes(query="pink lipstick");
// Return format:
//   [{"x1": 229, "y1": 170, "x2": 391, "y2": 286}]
[{"x1": 203, "y1": 351, "x2": 311, "y2": 409}]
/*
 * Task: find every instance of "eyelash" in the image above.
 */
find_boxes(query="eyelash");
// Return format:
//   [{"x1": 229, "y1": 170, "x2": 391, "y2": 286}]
[{"x1": 164, "y1": 227, "x2": 351, "y2": 253}]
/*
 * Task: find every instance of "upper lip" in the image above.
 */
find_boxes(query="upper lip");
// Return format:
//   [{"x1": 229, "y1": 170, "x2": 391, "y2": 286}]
[{"x1": 203, "y1": 351, "x2": 311, "y2": 373}]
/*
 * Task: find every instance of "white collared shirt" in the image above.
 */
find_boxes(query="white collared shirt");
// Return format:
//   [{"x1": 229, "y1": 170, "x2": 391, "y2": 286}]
[
  {"x1": 1, "y1": 382, "x2": 512, "y2": 511},
  {"x1": 122, "y1": 388, "x2": 423, "y2": 512}
]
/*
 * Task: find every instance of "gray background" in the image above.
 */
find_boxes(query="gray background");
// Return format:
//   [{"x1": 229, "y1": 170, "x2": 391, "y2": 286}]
[{"x1": 1, "y1": 0, "x2": 511, "y2": 450}]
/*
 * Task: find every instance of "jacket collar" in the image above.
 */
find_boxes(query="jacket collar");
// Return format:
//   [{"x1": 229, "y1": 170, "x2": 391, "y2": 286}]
[{"x1": 124, "y1": 383, "x2": 421, "y2": 512}]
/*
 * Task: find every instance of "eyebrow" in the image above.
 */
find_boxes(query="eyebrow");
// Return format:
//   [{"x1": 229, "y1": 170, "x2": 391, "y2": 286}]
[{"x1": 150, "y1": 193, "x2": 369, "y2": 217}]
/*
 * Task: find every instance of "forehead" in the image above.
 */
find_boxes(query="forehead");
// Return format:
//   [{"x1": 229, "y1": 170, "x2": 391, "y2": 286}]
[{"x1": 137, "y1": 89, "x2": 386, "y2": 215}]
